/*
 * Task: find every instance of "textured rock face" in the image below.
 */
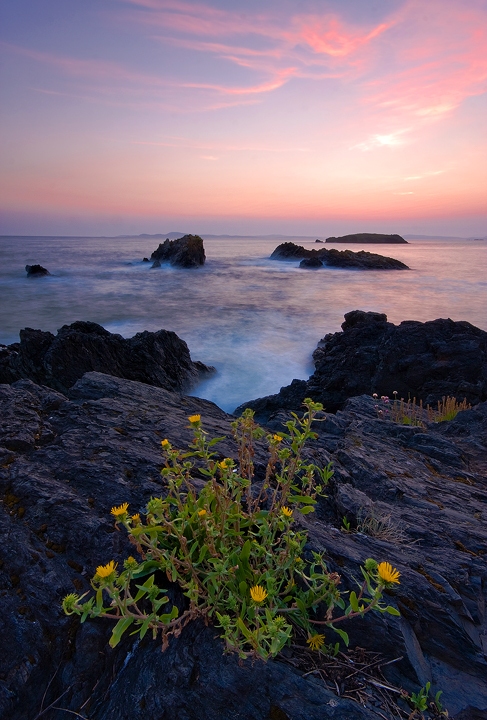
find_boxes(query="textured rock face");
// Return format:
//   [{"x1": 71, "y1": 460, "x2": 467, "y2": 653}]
[
  {"x1": 238, "y1": 310, "x2": 487, "y2": 421},
  {"x1": 270, "y1": 243, "x2": 409, "y2": 270},
  {"x1": 0, "y1": 321, "x2": 214, "y2": 394},
  {"x1": 150, "y1": 234, "x2": 206, "y2": 268},
  {"x1": 325, "y1": 233, "x2": 408, "y2": 244},
  {"x1": 25, "y1": 264, "x2": 50, "y2": 276},
  {"x1": 0, "y1": 373, "x2": 486, "y2": 719},
  {"x1": 299, "y1": 256, "x2": 323, "y2": 268}
]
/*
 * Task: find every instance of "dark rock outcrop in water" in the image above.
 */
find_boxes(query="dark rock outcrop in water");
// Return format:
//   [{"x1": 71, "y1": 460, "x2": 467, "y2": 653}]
[
  {"x1": 0, "y1": 321, "x2": 214, "y2": 394},
  {"x1": 237, "y1": 310, "x2": 487, "y2": 422},
  {"x1": 25, "y1": 264, "x2": 50, "y2": 276},
  {"x1": 0, "y1": 371, "x2": 486, "y2": 719},
  {"x1": 150, "y1": 234, "x2": 206, "y2": 268},
  {"x1": 325, "y1": 233, "x2": 408, "y2": 244},
  {"x1": 299, "y1": 256, "x2": 323, "y2": 269},
  {"x1": 270, "y1": 242, "x2": 409, "y2": 270}
]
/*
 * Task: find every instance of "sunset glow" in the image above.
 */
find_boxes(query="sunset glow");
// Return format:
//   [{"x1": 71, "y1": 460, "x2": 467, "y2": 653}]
[{"x1": 1, "y1": 0, "x2": 486, "y2": 236}]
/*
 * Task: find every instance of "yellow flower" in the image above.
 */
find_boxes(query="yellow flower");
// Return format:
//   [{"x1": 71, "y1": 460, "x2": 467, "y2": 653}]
[
  {"x1": 281, "y1": 506, "x2": 293, "y2": 518},
  {"x1": 273, "y1": 434, "x2": 282, "y2": 443},
  {"x1": 198, "y1": 509, "x2": 207, "y2": 516},
  {"x1": 111, "y1": 502, "x2": 129, "y2": 518},
  {"x1": 131, "y1": 513, "x2": 140, "y2": 524},
  {"x1": 377, "y1": 561, "x2": 401, "y2": 585},
  {"x1": 161, "y1": 439, "x2": 170, "y2": 448},
  {"x1": 124, "y1": 556, "x2": 138, "y2": 570},
  {"x1": 95, "y1": 560, "x2": 117, "y2": 578},
  {"x1": 219, "y1": 459, "x2": 232, "y2": 469},
  {"x1": 307, "y1": 634, "x2": 325, "y2": 651},
  {"x1": 250, "y1": 585, "x2": 268, "y2": 603},
  {"x1": 188, "y1": 414, "x2": 201, "y2": 423}
]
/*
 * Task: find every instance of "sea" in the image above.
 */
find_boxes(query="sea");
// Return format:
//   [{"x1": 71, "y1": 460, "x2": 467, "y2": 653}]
[{"x1": 0, "y1": 234, "x2": 485, "y2": 413}]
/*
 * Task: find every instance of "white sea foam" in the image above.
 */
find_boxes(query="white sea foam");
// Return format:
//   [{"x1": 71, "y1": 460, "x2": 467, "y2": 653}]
[{"x1": 0, "y1": 235, "x2": 485, "y2": 412}]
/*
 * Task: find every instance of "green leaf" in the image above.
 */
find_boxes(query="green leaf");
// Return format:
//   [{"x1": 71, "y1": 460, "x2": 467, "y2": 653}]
[
  {"x1": 137, "y1": 618, "x2": 151, "y2": 640},
  {"x1": 208, "y1": 436, "x2": 226, "y2": 446},
  {"x1": 385, "y1": 605, "x2": 401, "y2": 616},
  {"x1": 134, "y1": 574, "x2": 155, "y2": 602},
  {"x1": 239, "y1": 581, "x2": 248, "y2": 597},
  {"x1": 158, "y1": 605, "x2": 179, "y2": 624},
  {"x1": 109, "y1": 617, "x2": 134, "y2": 648},
  {"x1": 289, "y1": 495, "x2": 316, "y2": 504},
  {"x1": 131, "y1": 560, "x2": 162, "y2": 579},
  {"x1": 349, "y1": 591, "x2": 359, "y2": 612},
  {"x1": 197, "y1": 544, "x2": 209, "y2": 564},
  {"x1": 299, "y1": 506, "x2": 315, "y2": 514},
  {"x1": 331, "y1": 626, "x2": 349, "y2": 645},
  {"x1": 236, "y1": 616, "x2": 253, "y2": 640}
]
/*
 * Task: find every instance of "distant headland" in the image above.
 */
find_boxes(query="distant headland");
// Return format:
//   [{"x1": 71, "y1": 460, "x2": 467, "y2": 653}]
[{"x1": 325, "y1": 233, "x2": 407, "y2": 244}]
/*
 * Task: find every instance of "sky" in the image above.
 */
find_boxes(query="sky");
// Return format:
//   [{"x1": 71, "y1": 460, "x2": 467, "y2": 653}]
[{"x1": 1, "y1": 0, "x2": 486, "y2": 237}]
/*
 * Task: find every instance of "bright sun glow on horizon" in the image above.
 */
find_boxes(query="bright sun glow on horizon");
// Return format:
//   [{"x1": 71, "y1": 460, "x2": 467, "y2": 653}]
[{"x1": 0, "y1": 0, "x2": 486, "y2": 237}]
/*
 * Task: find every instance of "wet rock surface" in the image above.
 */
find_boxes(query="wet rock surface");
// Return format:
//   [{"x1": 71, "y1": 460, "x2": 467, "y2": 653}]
[
  {"x1": 0, "y1": 321, "x2": 214, "y2": 395},
  {"x1": 270, "y1": 243, "x2": 409, "y2": 270},
  {"x1": 0, "y1": 372, "x2": 486, "y2": 719},
  {"x1": 238, "y1": 310, "x2": 487, "y2": 422},
  {"x1": 150, "y1": 234, "x2": 206, "y2": 268},
  {"x1": 325, "y1": 233, "x2": 408, "y2": 244}
]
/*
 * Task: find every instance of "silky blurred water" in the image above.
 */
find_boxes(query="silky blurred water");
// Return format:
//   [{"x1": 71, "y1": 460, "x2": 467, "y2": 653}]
[{"x1": 0, "y1": 234, "x2": 485, "y2": 412}]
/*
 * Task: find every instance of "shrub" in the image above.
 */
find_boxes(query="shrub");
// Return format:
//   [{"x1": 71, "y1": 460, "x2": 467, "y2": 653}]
[{"x1": 63, "y1": 400, "x2": 400, "y2": 660}]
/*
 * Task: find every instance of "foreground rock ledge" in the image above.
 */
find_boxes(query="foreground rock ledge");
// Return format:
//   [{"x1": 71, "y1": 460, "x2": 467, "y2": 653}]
[
  {"x1": 237, "y1": 310, "x2": 487, "y2": 422},
  {"x1": 0, "y1": 371, "x2": 486, "y2": 719},
  {"x1": 0, "y1": 320, "x2": 214, "y2": 395}
]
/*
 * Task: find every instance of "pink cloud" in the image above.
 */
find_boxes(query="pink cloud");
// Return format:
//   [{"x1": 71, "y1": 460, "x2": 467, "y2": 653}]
[{"x1": 353, "y1": 0, "x2": 487, "y2": 138}]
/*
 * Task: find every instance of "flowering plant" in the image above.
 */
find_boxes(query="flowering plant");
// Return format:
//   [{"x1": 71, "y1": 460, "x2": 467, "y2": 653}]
[{"x1": 63, "y1": 401, "x2": 400, "y2": 660}]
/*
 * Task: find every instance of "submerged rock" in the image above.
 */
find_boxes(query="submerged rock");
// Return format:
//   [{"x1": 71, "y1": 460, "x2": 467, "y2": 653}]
[
  {"x1": 0, "y1": 372, "x2": 486, "y2": 719},
  {"x1": 0, "y1": 321, "x2": 214, "y2": 394},
  {"x1": 150, "y1": 234, "x2": 206, "y2": 268},
  {"x1": 325, "y1": 233, "x2": 408, "y2": 244},
  {"x1": 237, "y1": 310, "x2": 487, "y2": 421},
  {"x1": 25, "y1": 264, "x2": 50, "y2": 276},
  {"x1": 270, "y1": 243, "x2": 409, "y2": 270}
]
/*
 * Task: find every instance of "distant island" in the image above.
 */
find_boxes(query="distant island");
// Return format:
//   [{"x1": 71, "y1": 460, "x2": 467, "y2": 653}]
[{"x1": 325, "y1": 233, "x2": 407, "y2": 244}]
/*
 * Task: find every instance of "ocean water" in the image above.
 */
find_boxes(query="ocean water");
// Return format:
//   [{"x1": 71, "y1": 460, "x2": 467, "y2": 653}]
[{"x1": 0, "y1": 234, "x2": 485, "y2": 412}]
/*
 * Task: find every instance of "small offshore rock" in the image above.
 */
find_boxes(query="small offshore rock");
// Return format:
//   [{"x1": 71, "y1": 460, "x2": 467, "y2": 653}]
[
  {"x1": 150, "y1": 234, "x2": 206, "y2": 268},
  {"x1": 25, "y1": 264, "x2": 50, "y2": 276}
]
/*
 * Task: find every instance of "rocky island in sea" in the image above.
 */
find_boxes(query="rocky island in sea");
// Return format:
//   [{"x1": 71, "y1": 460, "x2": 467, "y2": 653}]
[
  {"x1": 325, "y1": 233, "x2": 408, "y2": 244},
  {"x1": 270, "y1": 242, "x2": 409, "y2": 270},
  {"x1": 150, "y1": 234, "x2": 206, "y2": 268},
  {"x1": 0, "y1": 311, "x2": 486, "y2": 720}
]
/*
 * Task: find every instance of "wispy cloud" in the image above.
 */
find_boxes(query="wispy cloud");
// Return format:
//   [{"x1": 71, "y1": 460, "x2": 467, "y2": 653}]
[
  {"x1": 133, "y1": 137, "x2": 309, "y2": 152},
  {"x1": 3, "y1": 0, "x2": 486, "y2": 126}
]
